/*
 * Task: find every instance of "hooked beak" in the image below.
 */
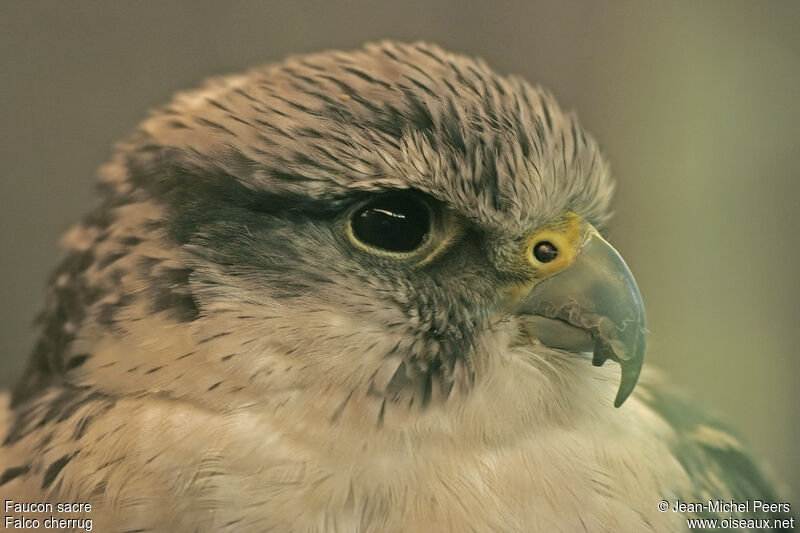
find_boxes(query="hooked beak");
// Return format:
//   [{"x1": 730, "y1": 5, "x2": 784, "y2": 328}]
[{"x1": 518, "y1": 227, "x2": 646, "y2": 407}]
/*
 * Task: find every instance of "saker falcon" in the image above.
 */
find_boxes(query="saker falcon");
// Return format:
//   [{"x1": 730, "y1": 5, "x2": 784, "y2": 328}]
[{"x1": 0, "y1": 41, "x2": 790, "y2": 532}]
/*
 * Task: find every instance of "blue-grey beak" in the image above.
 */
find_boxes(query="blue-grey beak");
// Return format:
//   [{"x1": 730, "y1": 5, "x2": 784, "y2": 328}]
[{"x1": 519, "y1": 230, "x2": 646, "y2": 407}]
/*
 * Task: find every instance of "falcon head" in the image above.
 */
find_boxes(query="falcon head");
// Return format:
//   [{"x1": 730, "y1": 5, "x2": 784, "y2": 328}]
[{"x1": 18, "y1": 42, "x2": 645, "y2": 434}]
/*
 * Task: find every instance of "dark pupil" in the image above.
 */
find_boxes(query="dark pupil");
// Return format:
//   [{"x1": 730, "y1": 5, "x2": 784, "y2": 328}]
[
  {"x1": 533, "y1": 241, "x2": 558, "y2": 263},
  {"x1": 352, "y1": 195, "x2": 430, "y2": 252}
]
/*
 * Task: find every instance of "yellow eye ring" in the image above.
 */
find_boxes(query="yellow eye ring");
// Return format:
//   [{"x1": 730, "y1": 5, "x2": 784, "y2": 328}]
[{"x1": 525, "y1": 213, "x2": 583, "y2": 277}]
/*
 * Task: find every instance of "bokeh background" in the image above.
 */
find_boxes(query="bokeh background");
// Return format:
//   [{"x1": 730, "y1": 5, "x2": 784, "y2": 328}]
[{"x1": 2, "y1": 1, "x2": 798, "y2": 502}]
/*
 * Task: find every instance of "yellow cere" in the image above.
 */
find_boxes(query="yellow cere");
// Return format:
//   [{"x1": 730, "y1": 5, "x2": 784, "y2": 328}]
[{"x1": 524, "y1": 212, "x2": 584, "y2": 278}]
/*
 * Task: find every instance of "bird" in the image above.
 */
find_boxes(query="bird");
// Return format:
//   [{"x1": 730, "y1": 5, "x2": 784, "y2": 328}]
[{"x1": 0, "y1": 41, "x2": 790, "y2": 532}]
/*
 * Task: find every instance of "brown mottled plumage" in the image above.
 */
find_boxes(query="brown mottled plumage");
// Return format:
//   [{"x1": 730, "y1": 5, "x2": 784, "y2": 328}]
[{"x1": 0, "y1": 42, "x2": 786, "y2": 532}]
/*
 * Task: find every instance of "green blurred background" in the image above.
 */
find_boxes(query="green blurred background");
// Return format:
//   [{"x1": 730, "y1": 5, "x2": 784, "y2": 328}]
[{"x1": 2, "y1": 1, "x2": 798, "y2": 502}]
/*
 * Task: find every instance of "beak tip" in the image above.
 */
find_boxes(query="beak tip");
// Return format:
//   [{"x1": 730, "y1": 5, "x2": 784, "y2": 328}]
[
  {"x1": 613, "y1": 351, "x2": 645, "y2": 408},
  {"x1": 590, "y1": 318, "x2": 646, "y2": 408},
  {"x1": 613, "y1": 385, "x2": 632, "y2": 408}
]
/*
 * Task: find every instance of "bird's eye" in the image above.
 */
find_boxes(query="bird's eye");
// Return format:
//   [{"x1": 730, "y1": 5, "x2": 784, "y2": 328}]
[
  {"x1": 533, "y1": 241, "x2": 558, "y2": 263},
  {"x1": 349, "y1": 194, "x2": 431, "y2": 253}
]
